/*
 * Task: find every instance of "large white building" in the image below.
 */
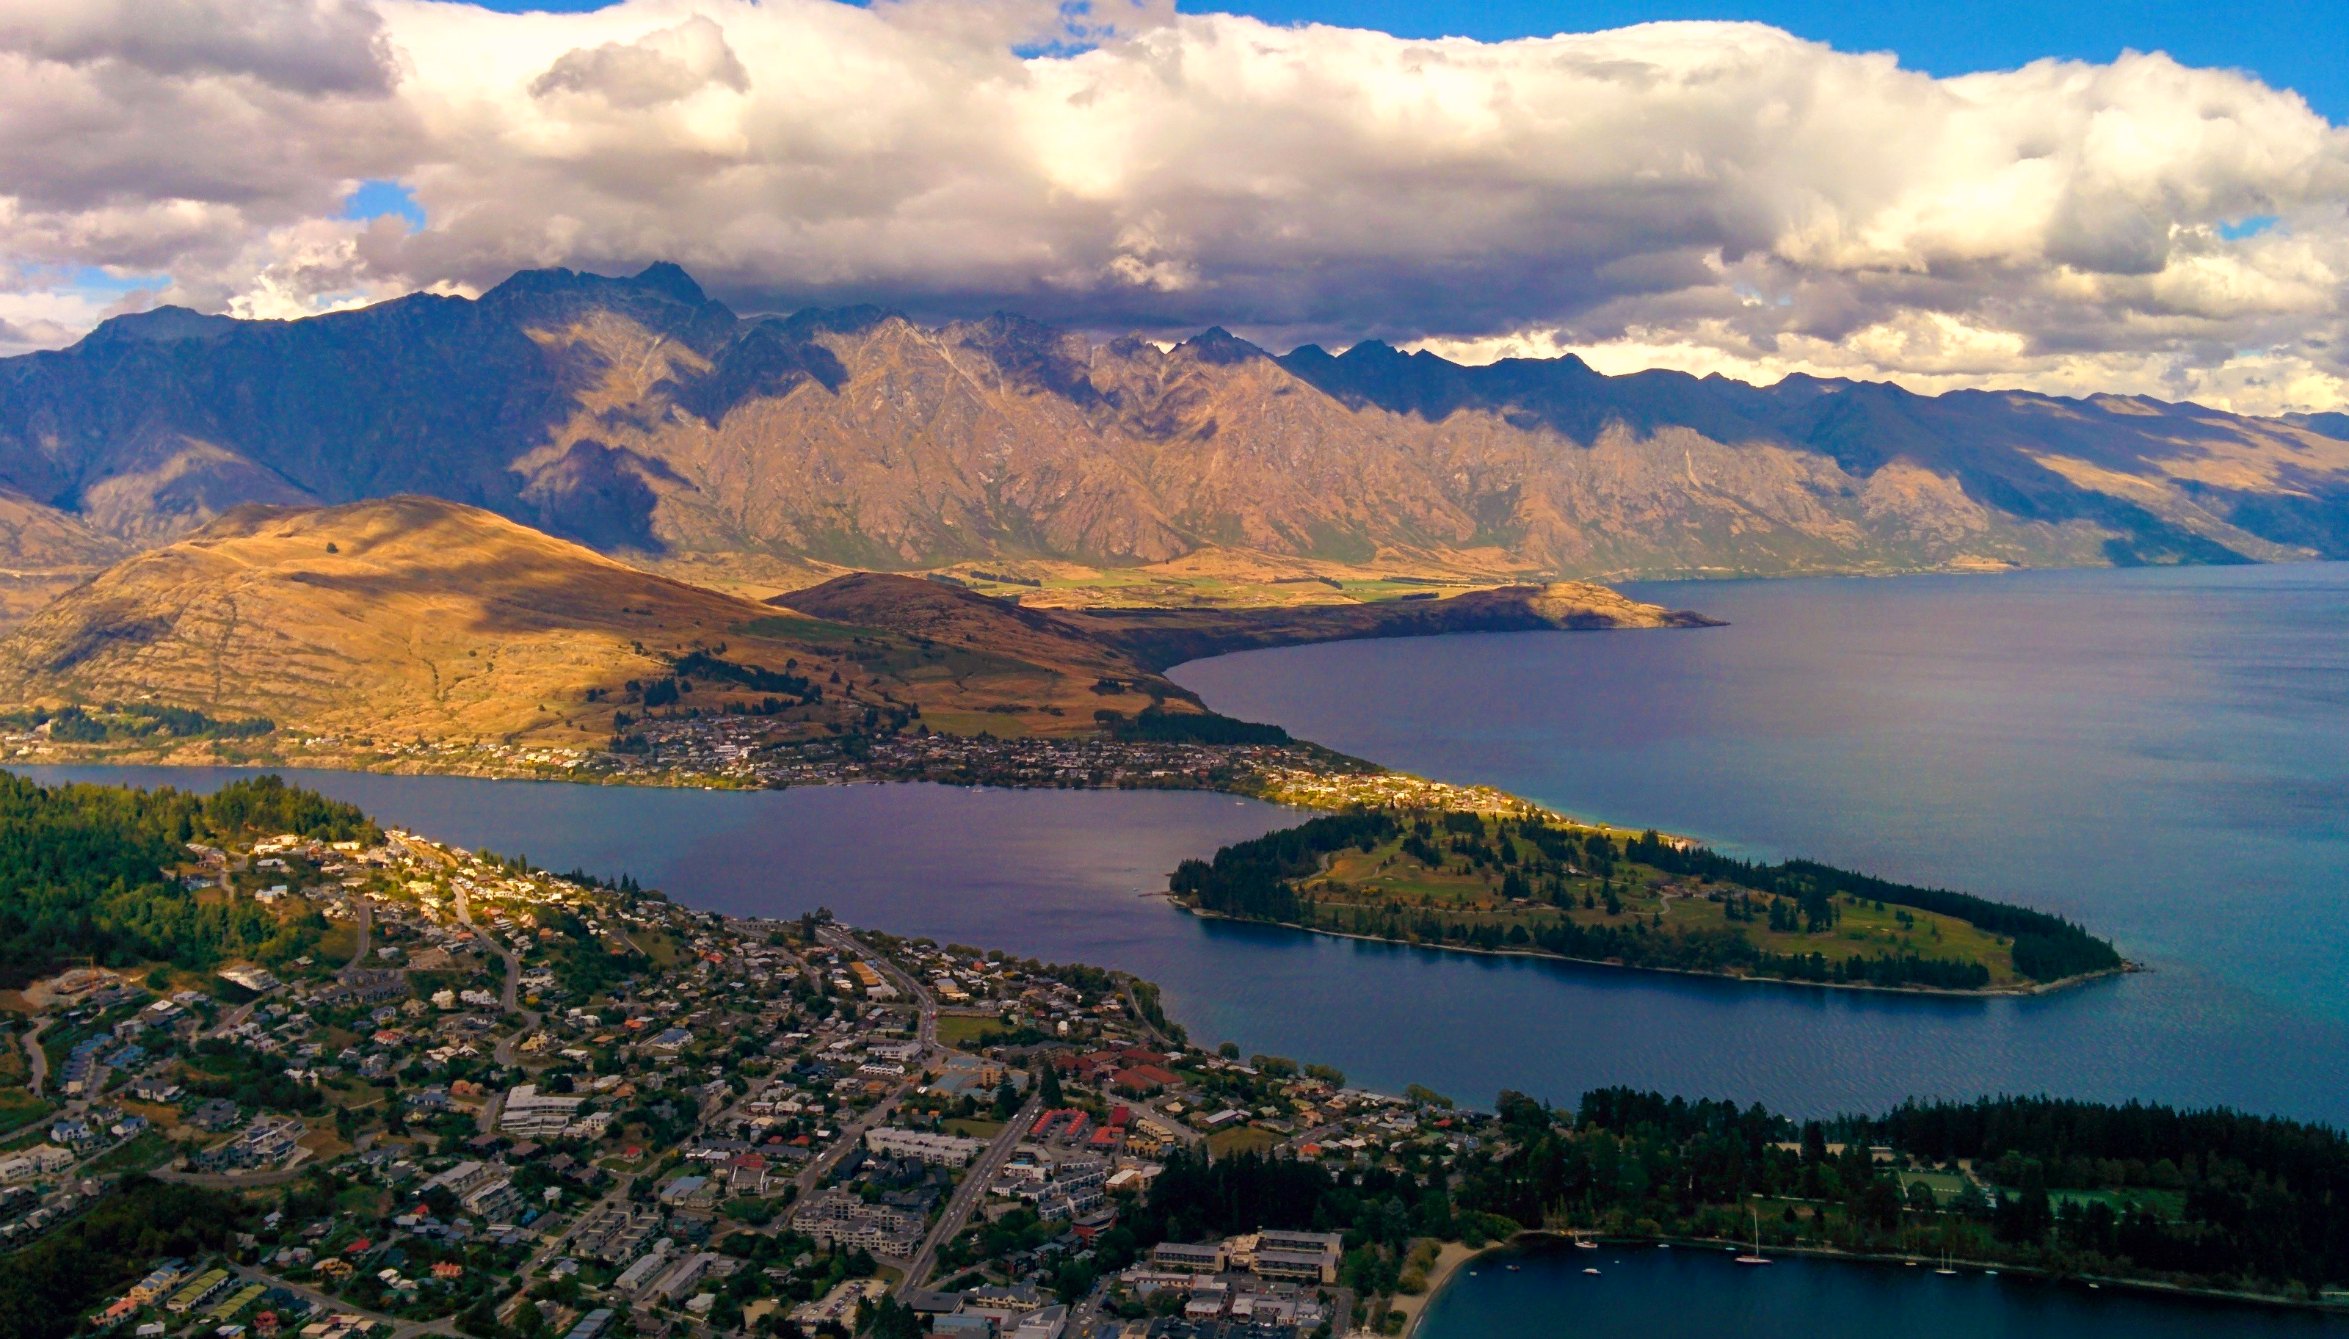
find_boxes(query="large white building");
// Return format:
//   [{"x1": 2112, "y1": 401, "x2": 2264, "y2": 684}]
[
  {"x1": 499, "y1": 1083, "x2": 584, "y2": 1136},
  {"x1": 864, "y1": 1128, "x2": 987, "y2": 1166}
]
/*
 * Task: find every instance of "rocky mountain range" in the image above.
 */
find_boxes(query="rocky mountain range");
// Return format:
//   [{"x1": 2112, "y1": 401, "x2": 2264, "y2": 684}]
[{"x1": 3, "y1": 261, "x2": 2345, "y2": 609}]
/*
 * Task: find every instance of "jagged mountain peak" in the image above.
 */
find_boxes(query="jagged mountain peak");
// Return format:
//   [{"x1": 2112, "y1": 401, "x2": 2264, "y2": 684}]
[
  {"x1": 0, "y1": 263, "x2": 2344, "y2": 591},
  {"x1": 629, "y1": 260, "x2": 707, "y2": 305},
  {"x1": 77, "y1": 305, "x2": 243, "y2": 348},
  {"x1": 1176, "y1": 326, "x2": 1269, "y2": 365}
]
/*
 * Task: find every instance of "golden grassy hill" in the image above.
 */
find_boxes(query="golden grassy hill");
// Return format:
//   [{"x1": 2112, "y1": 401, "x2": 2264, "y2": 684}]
[
  {"x1": 771, "y1": 572, "x2": 1145, "y2": 683},
  {"x1": 0, "y1": 489, "x2": 131, "y2": 625},
  {"x1": 1064, "y1": 581, "x2": 1714, "y2": 670},
  {"x1": 781, "y1": 569, "x2": 1713, "y2": 674},
  {"x1": 0, "y1": 497, "x2": 1174, "y2": 749}
]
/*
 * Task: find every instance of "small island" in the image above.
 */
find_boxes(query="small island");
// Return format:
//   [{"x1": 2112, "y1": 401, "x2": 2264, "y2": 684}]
[{"x1": 1169, "y1": 808, "x2": 2125, "y2": 994}]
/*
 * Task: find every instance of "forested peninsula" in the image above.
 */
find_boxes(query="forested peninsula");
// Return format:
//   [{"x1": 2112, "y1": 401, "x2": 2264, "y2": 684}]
[{"x1": 1169, "y1": 810, "x2": 2123, "y2": 993}]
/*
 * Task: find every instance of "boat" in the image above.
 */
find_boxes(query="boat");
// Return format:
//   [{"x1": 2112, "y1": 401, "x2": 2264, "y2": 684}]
[
  {"x1": 1584, "y1": 1267, "x2": 1601, "y2": 1276},
  {"x1": 1734, "y1": 1208, "x2": 1772, "y2": 1266},
  {"x1": 1573, "y1": 1234, "x2": 1599, "y2": 1251},
  {"x1": 1935, "y1": 1248, "x2": 1958, "y2": 1276}
]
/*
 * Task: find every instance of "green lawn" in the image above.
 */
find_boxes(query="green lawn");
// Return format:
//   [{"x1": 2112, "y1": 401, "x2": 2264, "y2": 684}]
[
  {"x1": 86, "y1": 1129, "x2": 175, "y2": 1176},
  {"x1": 936, "y1": 1015, "x2": 1006, "y2": 1050},
  {"x1": 0, "y1": 1086, "x2": 51, "y2": 1136},
  {"x1": 1207, "y1": 1126, "x2": 1282, "y2": 1159},
  {"x1": 1898, "y1": 1170, "x2": 1973, "y2": 1203}
]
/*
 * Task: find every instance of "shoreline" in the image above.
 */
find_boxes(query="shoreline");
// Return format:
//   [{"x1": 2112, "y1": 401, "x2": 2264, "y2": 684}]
[
  {"x1": 1406, "y1": 1229, "x2": 2349, "y2": 1332},
  {"x1": 0, "y1": 745, "x2": 1306, "y2": 800},
  {"x1": 2, "y1": 750, "x2": 2134, "y2": 1001},
  {"x1": 1390, "y1": 1240, "x2": 1479, "y2": 1337},
  {"x1": 1171, "y1": 904, "x2": 2135, "y2": 1000}
]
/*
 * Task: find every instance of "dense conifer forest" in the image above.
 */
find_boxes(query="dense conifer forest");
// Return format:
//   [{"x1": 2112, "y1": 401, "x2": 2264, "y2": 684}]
[
  {"x1": 1170, "y1": 810, "x2": 2121, "y2": 991},
  {"x1": 0, "y1": 773, "x2": 377, "y2": 986}
]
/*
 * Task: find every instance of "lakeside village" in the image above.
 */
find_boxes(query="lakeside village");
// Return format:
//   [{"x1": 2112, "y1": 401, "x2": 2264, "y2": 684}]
[
  {"x1": 0, "y1": 720, "x2": 1337, "y2": 798},
  {"x1": 0, "y1": 714, "x2": 1550, "y2": 821},
  {"x1": 0, "y1": 820, "x2": 1502, "y2": 1339},
  {"x1": 6, "y1": 806, "x2": 2343, "y2": 1339}
]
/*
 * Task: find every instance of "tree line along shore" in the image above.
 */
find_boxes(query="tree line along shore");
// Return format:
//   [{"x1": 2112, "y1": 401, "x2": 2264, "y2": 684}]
[
  {"x1": 0, "y1": 773, "x2": 2336, "y2": 1339},
  {"x1": 1168, "y1": 809, "x2": 2124, "y2": 995}
]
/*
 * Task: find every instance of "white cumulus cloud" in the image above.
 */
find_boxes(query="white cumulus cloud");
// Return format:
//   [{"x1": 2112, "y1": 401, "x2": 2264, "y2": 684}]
[{"x1": 0, "y1": 0, "x2": 2344, "y2": 411}]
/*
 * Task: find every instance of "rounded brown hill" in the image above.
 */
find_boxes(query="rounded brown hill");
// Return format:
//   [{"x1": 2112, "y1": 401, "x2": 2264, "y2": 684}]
[
  {"x1": 0, "y1": 496, "x2": 830, "y2": 745},
  {"x1": 0, "y1": 496, "x2": 1198, "y2": 749}
]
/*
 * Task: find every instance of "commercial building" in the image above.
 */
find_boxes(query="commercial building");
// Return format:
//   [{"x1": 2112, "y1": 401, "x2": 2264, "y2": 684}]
[
  {"x1": 1149, "y1": 1242, "x2": 1229, "y2": 1274},
  {"x1": 499, "y1": 1084, "x2": 584, "y2": 1137},
  {"x1": 1247, "y1": 1229, "x2": 1345, "y2": 1284},
  {"x1": 864, "y1": 1128, "x2": 987, "y2": 1166}
]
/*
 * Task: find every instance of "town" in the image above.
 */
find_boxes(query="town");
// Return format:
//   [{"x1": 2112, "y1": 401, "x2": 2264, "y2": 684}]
[
  {"x1": 0, "y1": 815, "x2": 1506, "y2": 1339},
  {"x1": 0, "y1": 721, "x2": 1372, "y2": 805}
]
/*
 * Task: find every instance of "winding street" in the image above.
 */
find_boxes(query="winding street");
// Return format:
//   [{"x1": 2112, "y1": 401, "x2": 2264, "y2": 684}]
[
  {"x1": 349, "y1": 896, "x2": 373, "y2": 967},
  {"x1": 21, "y1": 1017, "x2": 48, "y2": 1098},
  {"x1": 453, "y1": 885, "x2": 542, "y2": 1133}
]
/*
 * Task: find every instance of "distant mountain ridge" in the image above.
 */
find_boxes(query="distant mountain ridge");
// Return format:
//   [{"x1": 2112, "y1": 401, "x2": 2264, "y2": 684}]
[{"x1": 3, "y1": 261, "x2": 2345, "y2": 595}]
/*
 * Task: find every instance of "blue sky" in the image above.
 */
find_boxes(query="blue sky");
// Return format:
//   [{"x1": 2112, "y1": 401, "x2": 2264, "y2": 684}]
[{"x1": 465, "y1": 0, "x2": 2348, "y2": 121}]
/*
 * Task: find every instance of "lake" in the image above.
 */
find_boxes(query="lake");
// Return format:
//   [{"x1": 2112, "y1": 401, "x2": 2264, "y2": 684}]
[
  {"x1": 17, "y1": 564, "x2": 2349, "y2": 1123},
  {"x1": 1176, "y1": 561, "x2": 2349, "y2": 1122},
  {"x1": 1415, "y1": 1240, "x2": 2348, "y2": 1339}
]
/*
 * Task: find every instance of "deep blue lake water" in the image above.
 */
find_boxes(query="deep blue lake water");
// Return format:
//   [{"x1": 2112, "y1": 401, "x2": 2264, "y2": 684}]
[
  {"x1": 18, "y1": 563, "x2": 2349, "y2": 1125},
  {"x1": 1416, "y1": 1241, "x2": 2347, "y2": 1338},
  {"x1": 26, "y1": 561, "x2": 2346, "y2": 1336},
  {"x1": 1176, "y1": 561, "x2": 2349, "y2": 1123}
]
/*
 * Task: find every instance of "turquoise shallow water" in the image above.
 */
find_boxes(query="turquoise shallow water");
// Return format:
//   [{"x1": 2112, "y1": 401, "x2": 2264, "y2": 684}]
[{"x1": 1415, "y1": 1241, "x2": 2349, "y2": 1338}]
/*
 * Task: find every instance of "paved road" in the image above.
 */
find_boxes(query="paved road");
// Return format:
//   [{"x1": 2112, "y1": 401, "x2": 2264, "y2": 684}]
[
  {"x1": 791, "y1": 1085, "x2": 913, "y2": 1199},
  {"x1": 1119, "y1": 976, "x2": 1181, "y2": 1053},
  {"x1": 817, "y1": 925, "x2": 939, "y2": 1055},
  {"x1": 154, "y1": 1159, "x2": 314, "y2": 1189},
  {"x1": 898, "y1": 1094, "x2": 1042, "y2": 1295},
  {"x1": 209, "y1": 993, "x2": 265, "y2": 1040},
  {"x1": 454, "y1": 884, "x2": 542, "y2": 1133},
  {"x1": 498, "y1": 1175, "x2": 633, "y2": 1322},
  {"x1": 20, "y1": 1017, "x2": 48, "y2": 1098},
  {"x1": 795, "y1": 924, "x2": 949, "y2": 1197},
  {"x1": 350, "y1": 897, "x2": 373, "y2": 967}
]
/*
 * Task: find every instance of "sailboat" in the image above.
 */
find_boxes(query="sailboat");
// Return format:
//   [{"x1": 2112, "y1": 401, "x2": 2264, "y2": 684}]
[
  {"x1": 1734, "y1": 1209, "x2": 1772, "y2": 1266},
  {"x1": 1935, "y1": 1247, "x2": 1958, "y2": 1276},
  {"x1": 1573, "y1": 1231, "x2": 1599, "y2": 1251}
]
